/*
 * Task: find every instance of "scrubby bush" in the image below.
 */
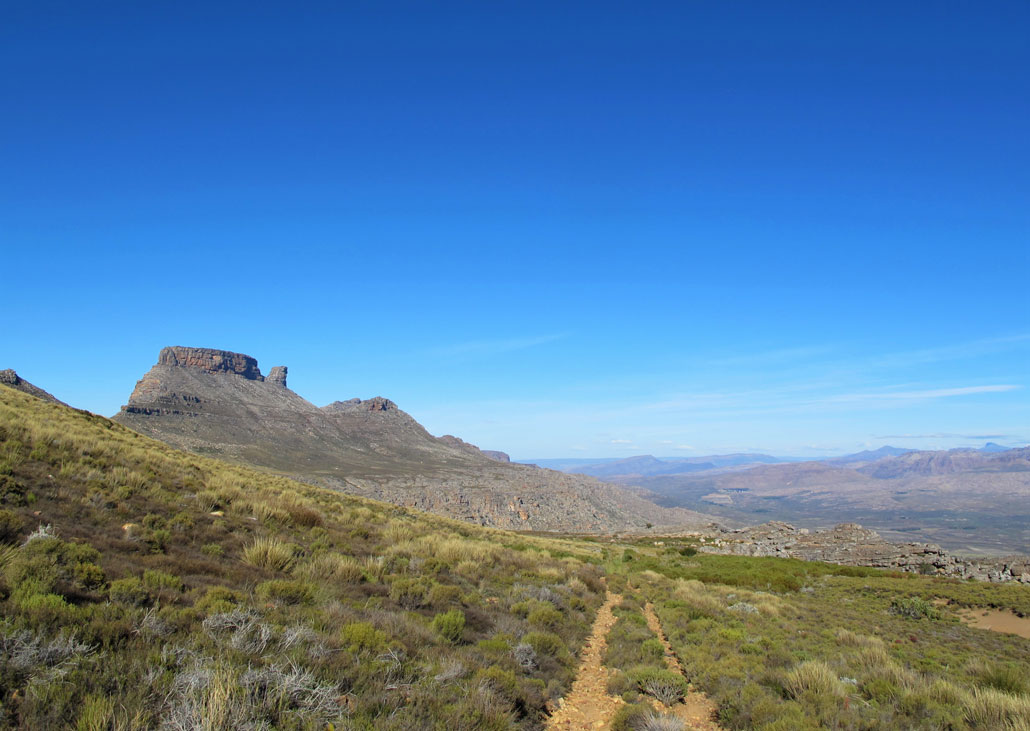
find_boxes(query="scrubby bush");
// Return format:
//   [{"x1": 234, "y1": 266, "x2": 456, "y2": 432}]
[
  {"x1": 108, "y1": 577, "x2": 149, "y2": 606},
  {"x1": 195, "y1": 585, "x2": 244, "y2": 614},
  {"x1": 0, "y1": 508, "x2": 24, "y2": 543},
  {"x1": 340, "y1": 621, "x2": 388, "y2": 653},
  {"x1": 527, "y1": 605, "x2": 562, "y2": 629},
  {"x1": 889, "y1": 596, "x2": 941, "y2": 620},
  {"x1": 432, "y1": 609, "x2": 466, "y2": 643},
  {"x1": 610, "y1": 702, "x2": 651, "y2": 731},
  {"x1": 6, "y1": 536, "x2": 106, "y2": 596},
  {"x1": 143, "y1": 569, "x2": 184, "y2": 593},
  {"x1": 389, "y1": 576, "x2": 432, "y2": 608},
  {"x1": 629, "y1": 666, "x2": 689, "y2": 705},
  {"x1": 256, "y1": 579, "x2": 316, "y2": 605},
  {"x1": 524, "y1": 631, "x2": 567, "y2": 658}
]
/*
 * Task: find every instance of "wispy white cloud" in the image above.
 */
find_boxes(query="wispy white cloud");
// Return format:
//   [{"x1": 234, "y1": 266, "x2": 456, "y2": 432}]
[
  {"x1": 609, "y1": 439, "x2": 633, "y2": 444},
  {"x1": 427, "y1": 334, "x2": 566, "y2": 358},
  {"x1": 708, "y1": 344, "x2": 836, "y2": 367},
  {"x1": 829, "y1": 385, "x2": 1021, "y2": 403},
  {"x1": 864, "y1": 334, "x2": 1030, "y2": 370}
]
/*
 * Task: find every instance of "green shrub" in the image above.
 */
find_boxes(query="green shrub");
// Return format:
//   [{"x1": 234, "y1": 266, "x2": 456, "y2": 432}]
[
  {"x1": 527, "y1": 605, "x2": 562, "y2": 629},
  {"x1": 255, "y1": 579, "x2": 315, "y2": 605},
  {"x1": 109, "y1": 577, "x2": 150, "y2": 606},
  {"x1": 6, "y1": 536, "x2": 106, "y2": 595},
  {"x1": 195, "y1": 586, "x2": 244, "y2": 614},
  {"x1": 524, "y1": 631, "x2": 567, "y2": 658},
  {"x1": 389, "y1": 576, "x2": 432, "y2": 609},
  {"x1": 432, "y1": 609, "x2": 466, "y2": 643},
  {"x1": 340, "y1": 621, "x2": 389, "y2": 653},
  {"x1": 428, "y1": 583, "x2": 463, "y2": 606},
  {"x1": 610, "y1": 702, "x2": 651, "y2": 731},
  {"x1": 0, "y1": 508, "x2": 24, "y2": 543},
  {"x1": 628, "y1": 666, "x2": 689, "y2": 705},
  {"x1": 201, "y1": 542, "x2": 224, "y2": 557},
  {"x1": 143, "y1": 569, "x2": 184, "y2": 593},
  {"x1": 889, "y1": 597, "x2": 941, "y2": 620},
  {"x1": 641, "y1": 638, "x2": 665, "y2": 659}
]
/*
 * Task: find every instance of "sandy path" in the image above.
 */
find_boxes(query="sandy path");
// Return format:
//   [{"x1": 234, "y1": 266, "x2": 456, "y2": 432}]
[
  {"x1": 642, "y1": 602, "x2": 723, "y2": 731},
  {"x1": 546, "y1": 591, "x2": 626, "y2": 730}
]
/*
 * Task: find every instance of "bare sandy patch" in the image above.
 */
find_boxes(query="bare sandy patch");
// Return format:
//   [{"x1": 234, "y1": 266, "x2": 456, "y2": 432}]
[{"x1": 957, "y1": 607, "x2": 1030, "y2": 639}]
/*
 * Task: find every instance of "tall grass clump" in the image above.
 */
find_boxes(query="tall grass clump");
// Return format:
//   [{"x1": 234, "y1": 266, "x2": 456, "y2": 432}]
[
  {"x1": 783, "y1": 660, "x2": 847, "y2": 701},
  {"x1": 242, "y1": 537, "x2": 297, "y2": 572}
]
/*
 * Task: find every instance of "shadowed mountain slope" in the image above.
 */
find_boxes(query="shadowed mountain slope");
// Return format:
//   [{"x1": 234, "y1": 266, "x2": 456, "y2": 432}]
[{"x1": 113, "y1": 347, "x2": 714, "y2": 532}]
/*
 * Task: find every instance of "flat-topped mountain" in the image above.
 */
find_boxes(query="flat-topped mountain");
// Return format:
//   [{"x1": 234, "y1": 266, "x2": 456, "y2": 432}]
[{"x1": 114, "y1": 346, "x2": 714, "y2": 532}]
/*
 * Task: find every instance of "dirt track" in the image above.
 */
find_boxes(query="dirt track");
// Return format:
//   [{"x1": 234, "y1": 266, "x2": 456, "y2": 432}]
[
  {"x1": 546, "y1": 593, "x2": 724, "y2": 730},
  {"x1": 545, "y1": 591, "x2": 625, "y2": 730}
]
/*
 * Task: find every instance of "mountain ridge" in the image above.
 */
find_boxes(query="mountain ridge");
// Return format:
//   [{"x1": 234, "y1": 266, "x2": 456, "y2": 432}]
[{"x1": 112, "y1": 346, "x2": 715, "y2": 532}]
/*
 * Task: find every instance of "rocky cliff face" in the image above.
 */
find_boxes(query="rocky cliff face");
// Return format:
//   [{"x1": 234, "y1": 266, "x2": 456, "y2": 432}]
[
  {"x1": 704, "y1": 521, "x2": 1030, "y2": 584},
  {"x1": 0, "y1": 370, "x2": 66, "y2": 406},
  {"x1": 114, "y1": 347, "x2": 715, "y2": 532}
]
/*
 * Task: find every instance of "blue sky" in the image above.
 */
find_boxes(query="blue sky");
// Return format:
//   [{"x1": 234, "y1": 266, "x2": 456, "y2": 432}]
[{"x1": 2, "y1": 1, "x2": 1027, "y2": 459}]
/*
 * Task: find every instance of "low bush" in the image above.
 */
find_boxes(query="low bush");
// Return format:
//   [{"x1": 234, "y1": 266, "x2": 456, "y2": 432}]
[
  {"x1": 432, "y1": 609, "x2": 466, "y2": 643},
  {"x1": 889, "y1": 596, "x2": 941, "y2": 620},
  {"x1": 255, "y1": 579, "x2": 316, "y2": 605},
  {"x1": 340, "y1": 621, "x2": 389, "y2": 653},
  {"x1": 108, "y1": 577, "x2": 149, "y2": 606},
  {"x1": 628, "y1": 666, "x2": 689, "y2": 705}
]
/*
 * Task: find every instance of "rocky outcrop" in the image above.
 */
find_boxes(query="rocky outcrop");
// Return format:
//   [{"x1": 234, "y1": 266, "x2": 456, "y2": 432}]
[
  {"x1": 482, "y1": 450, "x2": 511, "y2": 463},
  {"x1": 705, "y1": 521, "x2": 1030, "y2": 584},
  {"x1": 0, "y1": 370, "x2": 66, "y2": 406},
  {"x1": 323, "y1": 397, "x2": 397, "y2": 413},
  {"x1": 266, "y1": 366, "x2": 288, "y2": 387},
  {"x1": 157, "y1": 346, "x2": 265, "y2": 380}
]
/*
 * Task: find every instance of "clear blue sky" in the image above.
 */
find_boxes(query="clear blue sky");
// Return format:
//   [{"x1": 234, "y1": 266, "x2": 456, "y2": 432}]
[{"x1": 3, "y1": 2, "x2": 1028, "y2": 459}]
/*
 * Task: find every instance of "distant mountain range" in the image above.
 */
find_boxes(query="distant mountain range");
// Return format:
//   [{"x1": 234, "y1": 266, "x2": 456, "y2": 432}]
[
  {"x1": 530, "y1": 442, "x2": 1021, "y2": 478},
  {"x1": 106, "y1": 346, "x2": 715, "y2": 532},
  {"x1": 526, "y1": 453, "x2": 787, "y2": 477}
]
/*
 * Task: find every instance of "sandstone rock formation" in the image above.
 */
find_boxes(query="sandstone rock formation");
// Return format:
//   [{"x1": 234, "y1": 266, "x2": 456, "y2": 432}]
[
  {"x1": 114, "y1": 347, "x2": 716, "y2": 532},
  {"x1": 0, "y1": 369, "x2": 66, "y2": 406},
  {"x1": 706, "y1": 521, "x2": 1030, "y2": 584}
]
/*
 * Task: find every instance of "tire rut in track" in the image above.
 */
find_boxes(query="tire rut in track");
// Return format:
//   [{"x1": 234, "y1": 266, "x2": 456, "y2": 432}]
[
  {"x1": 545, "y1": 591, "x2": 625, "y2": 730},
  {"x1": 642, "y1": 601, "x2": 724, "y2": 731}
]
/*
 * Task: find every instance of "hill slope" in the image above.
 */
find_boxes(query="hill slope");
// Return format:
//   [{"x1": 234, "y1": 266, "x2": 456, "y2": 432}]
[
  {"x1": 112, "y1": 347, "x2": 713, "y2": 532},
  {"x1": 0, "y1": 382, "x2": 616, "y2": 729},
  {"x1": 2, "y1": 384, "x2": 1029, "y2": 729}
]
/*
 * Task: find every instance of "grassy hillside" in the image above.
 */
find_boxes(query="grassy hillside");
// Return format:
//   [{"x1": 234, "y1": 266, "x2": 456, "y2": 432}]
[
  {"x1": 1, "y1": 383, "x2": 1029, "y2": 730},
  {"x1": 0, "y1": 385, "x2": 605, "y2": 729}
]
